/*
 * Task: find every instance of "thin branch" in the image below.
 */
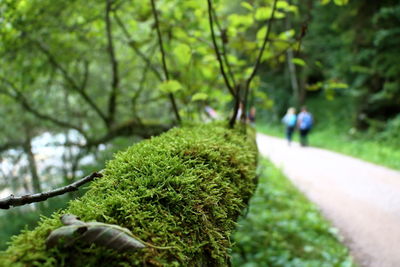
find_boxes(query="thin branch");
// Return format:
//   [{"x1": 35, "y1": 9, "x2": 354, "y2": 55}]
[
  {"x1": 80, "y1": 60, "x2": 90, "y2": 91},
  {"x1": 0, "y1": 140, "x2": 25, "y2": 153},
  {"x1": 211, "y1": 8, "x2": 237, "y2": 86},
  {"x1": 114, "y1": 13, "x2": 163, "y2": 81},
  {"x1": 0, "y1": 77, "x2": 89, "y2": 139},
  {"x1": 243, "y1": 0, "x2": 278, "y2": 120},
  {"x1": 105, "y1": 0, "x2": 120, "y2": 126},
  {"x1": 131, "y1": 52, "x2": 154, "y2": 108},
  {"x1": 207, "y1": 0, "x2": 236, "y2": 97},
  {"x1": 23, "y1": 132, "x2": 42, "y2": 194},
  {"x1": 35, "y1": 41, "x2": 109, "y2": 126},
  {"x1": 0, "y1": 172, "x2": 103, "y2": 209},
  {"x1": 150, "y1": 0, "x2": 181, "y2": 123},
  {"x1": 245, "y1": 0, "x2": 278, "y2": 86},
  {"x1": 229, "y1": 84, "x2": 242, "y2": 128},
  {"x1": 85, "y1": 119, "x2": 170, "y2": 147},
  {"x1": 42, "y1": 119, "x2": 170, "y2": 149}
]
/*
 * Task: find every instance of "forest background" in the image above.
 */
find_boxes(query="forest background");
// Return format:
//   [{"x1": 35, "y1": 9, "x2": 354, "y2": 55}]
[{"x1": 0, "y1": 0, "x2": 399, "y2": 263}]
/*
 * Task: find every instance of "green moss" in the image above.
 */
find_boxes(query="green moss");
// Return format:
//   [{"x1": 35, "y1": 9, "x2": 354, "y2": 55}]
[{"x1": 1, "y1": 124, "x2": 257, "y2": 267}]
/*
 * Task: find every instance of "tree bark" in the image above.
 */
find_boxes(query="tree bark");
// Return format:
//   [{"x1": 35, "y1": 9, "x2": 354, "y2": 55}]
[
  {"x1": 150, "y1": 0, "x2": 181, "y2": 124},
  {"x1": 105, "y1": 0, "x2": 120, "y2": 126},
  {"x1": 285, "y1": 10, "x2": 300, "y2": 107}
]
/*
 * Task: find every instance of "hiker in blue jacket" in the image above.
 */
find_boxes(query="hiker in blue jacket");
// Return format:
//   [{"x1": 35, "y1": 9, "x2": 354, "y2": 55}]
[
  {"x1": 282, "y1": 107, "x2": 297, "y2": 145},
  {"x1": 297, "y1": 106, "x2": 313, "y2": 147}
]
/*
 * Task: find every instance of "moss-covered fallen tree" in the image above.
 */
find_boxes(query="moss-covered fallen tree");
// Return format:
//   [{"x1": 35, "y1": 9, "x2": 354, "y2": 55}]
[{"x1": 0, "y1": 124, "x2": 257, "y2": 266}]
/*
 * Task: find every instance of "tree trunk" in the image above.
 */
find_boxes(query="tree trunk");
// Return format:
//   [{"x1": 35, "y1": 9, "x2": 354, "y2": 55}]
[
  {"x1": 285, "y1": 0, "x2": 300, "y2": 107},
  {"x1": 24, "y1": 131, "x2": 44, "y2": 210}
]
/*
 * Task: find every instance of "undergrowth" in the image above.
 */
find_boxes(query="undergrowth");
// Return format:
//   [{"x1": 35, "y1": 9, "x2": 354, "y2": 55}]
[
  {"x1": 1, "y1": 123, "x2": 257, "y2": 266},
  {"x1": 231, "y1": 159, "x2": 355, "y2": 267}
]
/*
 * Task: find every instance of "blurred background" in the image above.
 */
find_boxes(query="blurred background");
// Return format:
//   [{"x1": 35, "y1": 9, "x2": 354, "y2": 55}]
[{"x1": 0, "y1": 1, "x2": 399, "y2": 262}]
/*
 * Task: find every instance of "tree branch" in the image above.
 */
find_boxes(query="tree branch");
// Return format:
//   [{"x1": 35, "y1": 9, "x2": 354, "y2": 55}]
[
  {"x1": 0, "y1": 77, "x2": 89, "y2": 139},
  {"x1": 23, "y1": 131, "x2": 42, "y2": 194},
  {"x1": 211, "y1": 8, "x2": 237, "y2": 86},
  {"x1": 150, "y1": 0, "x2": 181, "y2": 124},
  {"x1": 243, "y1": 0, "x2": 278, "y2": 120},
  {"x1": 114, "y1": 13, "x2": 164, "y2": 81},
  {"x1": 0, "y1": 172, "x2": 103, "y2": 209},
  {"x1": 80, "y1": 60, "x2": 90, "y2": 91},
  {"x1": 207, "y1": 0, "x2": 236, "y2": 97},
  {"x1": 131, "y1": 52, "x2": 155, "y2": 108},
  {"x1": 85, "y1": 119, "x2": 170, "y2": 147},
  {"x1": 105, "y1": 0, "x2": 120, "y2": 126},
  {"x1": 229, "y1": 84, "x2": 242, "y2": 128},
  {"x1": 0, "y1": 140, "x2": 25, "y2": 153},
  {"x1": 35, "y1": 41, "x2": 109, "y2": 126}
]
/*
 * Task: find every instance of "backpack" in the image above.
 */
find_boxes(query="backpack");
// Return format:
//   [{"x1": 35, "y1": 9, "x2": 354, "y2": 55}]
[
  {"x1": 283, "y1": 114, "x2": 297, "y2": 127},
  {"x1": 299, "y1": 112, "x2": 313, "y2": 130},
  {"x1": 288, "y1": 114, "x2": 297, "y2": 127}
]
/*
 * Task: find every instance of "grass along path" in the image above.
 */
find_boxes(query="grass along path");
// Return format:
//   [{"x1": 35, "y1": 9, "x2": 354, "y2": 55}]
[
  {"x1": 257, "y1": 133, "x2": 400, "y2": 267},
  {"x1": 257, "y1": 123, "x2": 400, "y2": 171},
  {"x1": 231, "y1": 159, "x2": 354, "y2": 267}
]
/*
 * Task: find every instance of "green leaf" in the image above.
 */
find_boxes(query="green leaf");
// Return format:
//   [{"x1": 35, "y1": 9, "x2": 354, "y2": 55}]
[
  {"x1": 350, "y1": 65, "x2": 373, "y2": 74},
  {"x1": 326, "y1": 81, "x2": 349, "y2": 89},
  {"x1": 315, "y1": 61, "x2": 323, "y2": 68},
  {"x1": 191, "y1": 93, "x2": 208, "y2": 101},
  {"x1": 255, "y1": 6, "x2": 285, "y2": 20},
  {"x1": 256, "y1": 26, "x2": 267, "y2": 40},
  {"x1": 306, "y1": 82, "x2": 323, "y2": 91},
  {"x1": 292, "y1": 58, "x2": 306, "y2": 66},
  {"x1": 321, "y1": 0, "x2": 331, "y2": 5},
  {"x1": 278, "y1": 29, "x2": 295, "y2": 40},
  {"x1": 276, "y1": 1, "x2": 289, "y2": 9},
  {"x1": 173, "y1": 43, "x2": 192, "y2": 65},
  {"x1": 333, "y1": 0, "x2": 349, "y2": 5},
  {"x1": 240, "y1": 2, "x2": 253, "y2": 11},
  {"x1": 255, "y1": 7, "x2": 273, "y2": 20},
  {"x1": 228, "y1": 14, "x2": 254, "y2": 27},
  {"x1": 46, "y1": 214, "x2": 145, "y2": 252},
  {"x1": 160, "y1": 80, "x2": 183, "y2": 93}
]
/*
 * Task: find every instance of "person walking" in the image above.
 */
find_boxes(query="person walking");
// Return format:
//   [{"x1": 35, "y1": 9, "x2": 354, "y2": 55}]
[
  {"x1": 248, "y1": 106, "x2": 256, "y2": 126},
  {"x1": 297, "y1": 106, "x2": 313, "y2": 147},
  {"x1": 282, "y1": 107, "x2": 297, "y2": 145}
]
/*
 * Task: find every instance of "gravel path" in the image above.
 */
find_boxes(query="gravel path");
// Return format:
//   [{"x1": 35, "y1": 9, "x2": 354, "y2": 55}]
[{"x1": 257, "y1": 133, "x2": 400, "y2": 267}]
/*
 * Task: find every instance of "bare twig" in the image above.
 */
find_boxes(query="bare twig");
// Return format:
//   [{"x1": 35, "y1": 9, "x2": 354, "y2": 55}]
[
  {"x1": 35, "y1": 41, "x2": 109, "y2": 126},
  {"x1": 0, "y1": 172, "x2": 103, "y2": 209},
  {"x1": 80, "y1": 61, "x2": 90, "y2": 92},
  {"x1": 114, "y1": 13, "x2": 163, "y2": 81},
  {"x1": 0, "y1": 76, "x2": 89, "y2": 139},
  {"x1": 105, "y1": 0, "x2": 120, "y2": 126},
  {"x1": 150, "y1": 0, "x2": 181, "y2": 123},
  {"x1": 243, "y1": 0, "x2": 278, "y2": 121},
  {"x1": 131, "y1": 48, "x2": 156, "y2": 108},
  {"x1": 207, "y1": 0, "x2": 236, "y2": 97},
  {"x1": 211, "y1": 8, "x2": 237, "y2": 86}
]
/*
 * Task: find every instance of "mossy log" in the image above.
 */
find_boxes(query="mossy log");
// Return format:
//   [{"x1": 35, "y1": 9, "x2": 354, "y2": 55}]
[{"x1": 0, "y1": 124, "x2": 258, "y2": 266}]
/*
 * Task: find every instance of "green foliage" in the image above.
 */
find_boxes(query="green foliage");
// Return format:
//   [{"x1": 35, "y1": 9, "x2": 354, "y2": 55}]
[
  {"x1": 232, "y1": 160, "x2": 354, "y2": 267},
  {"x1": 305, "y1": 1, "x2": 400, "y2": 126},
  {"x1": 257, "y1": 96, "x2": 400, "y2": 170},
  {"x1": 1, "y1": 124, "x2": 258, "y2": 266},
  {"x1": 0, "y1": 196, "x2": 71, "y2": 251}
]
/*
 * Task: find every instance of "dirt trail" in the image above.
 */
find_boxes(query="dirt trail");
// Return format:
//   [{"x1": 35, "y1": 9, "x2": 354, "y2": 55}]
[{"x1": 257, "y1": 133, "x2": 400, "y2": 267}]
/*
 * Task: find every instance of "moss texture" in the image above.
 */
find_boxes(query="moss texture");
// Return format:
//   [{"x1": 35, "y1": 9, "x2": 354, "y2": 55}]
[{"x1": 0, "y1": 124, "x2": 257, "y2": 267}]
